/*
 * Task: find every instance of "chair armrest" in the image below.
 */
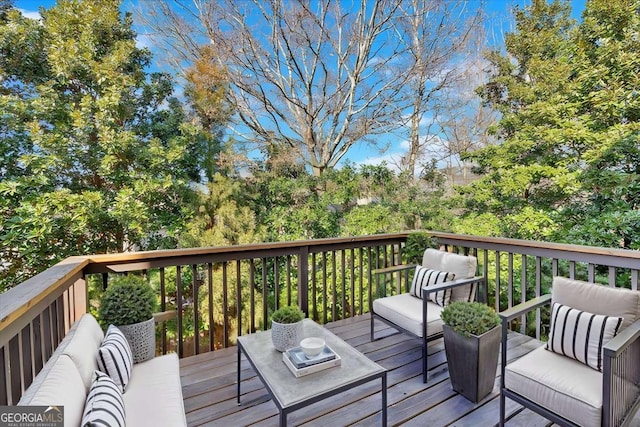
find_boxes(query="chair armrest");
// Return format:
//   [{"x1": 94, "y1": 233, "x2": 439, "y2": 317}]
[
  {"x1": 421, "y1": 276, "x2": 484, "y2": 299},
  {"x1": 604, "y1": 318, "x2": 640, "y2": 358},
  {"x1": 371, "y1": 264, "x2": 417, "y2": 275},
  {"x1": 602, "y1": 318, "x2": 640, "y2": 426},
  {"x1": 499, "y1": 294, "x2": 551, "y2": 322}
]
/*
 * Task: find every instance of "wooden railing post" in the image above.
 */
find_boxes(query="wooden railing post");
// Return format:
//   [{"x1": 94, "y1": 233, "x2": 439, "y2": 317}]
[
  {"x1": 298, "y1": 246, "x2": 309, "y2": 317},
  {"x1": 72, "y1": 277, "x2": 87, "y2": 323}
]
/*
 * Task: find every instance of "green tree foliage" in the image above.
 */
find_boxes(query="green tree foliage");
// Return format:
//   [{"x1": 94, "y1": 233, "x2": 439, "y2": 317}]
[
  {"x1": 0, "y1": 0, "x2": 203, "y2": 290},
  {"x1": 183, "y1": 45, "x2": 231, "y2": 182},
  {"x1": 461, "y1": 0, "x2": 640, "y2": 248}
]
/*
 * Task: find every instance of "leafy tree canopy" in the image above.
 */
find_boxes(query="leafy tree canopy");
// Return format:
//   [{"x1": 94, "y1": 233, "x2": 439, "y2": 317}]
[
  {"x1": 0, "y1": 0, "x2": 209, "y2": 290},
  {"x1": 459, "y1": 0, "x2": 640, "y2": 248}
]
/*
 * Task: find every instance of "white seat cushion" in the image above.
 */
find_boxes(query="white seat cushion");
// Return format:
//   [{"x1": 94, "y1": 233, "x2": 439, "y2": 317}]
[
  {"x1": 505, "y1": 345, "x2": 603, "y2": 427},
  {"x1": 125, "y1": 353, "x2": 187, "y2": 426},
  {"x1": 372, "y1": 293, "x2": 444, "y2": 337}
]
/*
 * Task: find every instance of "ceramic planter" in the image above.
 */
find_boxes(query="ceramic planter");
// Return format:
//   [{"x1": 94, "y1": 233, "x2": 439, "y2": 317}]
[
  {"x1": 117, "y1": 317, "x2": 156, "y2": 363},
  {"x1": 271, "y1": 320, "x2": 303, "y2": 352},
  {"x1": 442, "y1": 323, "x2": 500, "y2": 403}
]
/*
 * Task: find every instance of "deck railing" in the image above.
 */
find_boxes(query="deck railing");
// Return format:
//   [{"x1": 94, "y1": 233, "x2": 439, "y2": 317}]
[{"x1": 2, "y1": 231, "x2": 640, "y2": 405}]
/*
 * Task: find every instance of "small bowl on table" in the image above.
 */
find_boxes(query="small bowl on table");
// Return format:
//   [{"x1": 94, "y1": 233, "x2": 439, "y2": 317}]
[{"x1": 299, "y1": 337, "x2": 325, "y2": 358}]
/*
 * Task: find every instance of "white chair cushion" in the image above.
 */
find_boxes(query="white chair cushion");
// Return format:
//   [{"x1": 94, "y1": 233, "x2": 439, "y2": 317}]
[
  {"x1": 97, "y1": 325, "x2": 133, "y2": 393},
  {"x1": 61, "y1": 313, "x2": 104, "y2": 390},
  {"x1": 409, "y1": 265, "x2": 455, "y2": 306},
  {"x1": 547, "y1": 302, "x2": 622, "y2": 371},
  {"x1": 552, "y1": 276, "x2": 640, "y2": 329},
  {"x1": 18, "y1": 354, "x2": 86, "y2": 427},
  {"x1": 505, "y1": 345, "x2": 603, "y2": 427},
  {"x1": 81, "y1": 370, "x2": 126, "y2": 427},
  {"x1": 372, "y1": 293, "x2": 444, "y2": 337},
  {"x1": 422, "y1": 249, "x2": 477, "y2": 302},
  {"x1": 125, "y1": 353, "x2": 187, "y2": 426}
]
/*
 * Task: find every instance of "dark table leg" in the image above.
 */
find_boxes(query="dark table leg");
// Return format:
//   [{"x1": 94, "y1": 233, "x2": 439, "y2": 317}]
[
  {"x1": 382, "y1": 372, "x2": 387, "y2": 427},
  {"x1": 237, "y1": 345, "x2": 241, "y2": 405},
  {"x1": 279, "y1": 410, "x2": 287, "y2": 427}
]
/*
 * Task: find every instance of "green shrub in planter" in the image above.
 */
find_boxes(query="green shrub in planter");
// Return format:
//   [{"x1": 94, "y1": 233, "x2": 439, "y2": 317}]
[
  {"x1": 271, "y1": 305, "x2": 304, "y2": 323},
  {"x1": 440, "y1": 301, "x2": 500, "y2": 338},
  {"x1": 270, "y1": 306, "x2": 305, "y2": 352},
  {"x1": 98, "y1": 275, "x2": 157, "y2": 329},
  {"x1": 271, "y1": 305, "x2": 304, "y2": 324}
]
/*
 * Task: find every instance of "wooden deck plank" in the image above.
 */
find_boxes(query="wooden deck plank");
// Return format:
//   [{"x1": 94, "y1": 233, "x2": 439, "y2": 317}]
[{"x1": 180, "y1": 313, "x2": 549, "y2": 427}]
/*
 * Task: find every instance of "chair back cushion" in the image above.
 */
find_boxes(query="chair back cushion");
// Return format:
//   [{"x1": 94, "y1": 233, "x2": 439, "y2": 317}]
[
  {"x1": 552, "y1": 276, "x2": 640, "y2": 329},
  {"x1": 422, "y1": 248, "x2": 477, "y2": 302},
  {"x1": 61, "y1": 313, "x2": 105, "y2": 391}
]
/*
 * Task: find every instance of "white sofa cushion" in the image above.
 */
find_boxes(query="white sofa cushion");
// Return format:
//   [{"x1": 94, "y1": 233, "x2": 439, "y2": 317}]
[
  {"x1": 81, "y1": 371, "x2": 126, "y2": 427},
  {"x1": 124, "y1": 353, "x2": 187, "y2": 426},
  {"x1": 61, "y1": 313, "x2": 104, "y2": 390},
  {"x1": 97, "y1": 325, "x2": 133, "y2": 393},
  {"x1": 552, "y1": 276, "x2": 640, "y2": 329},
  {"x1": 19, "y1": 354, "x2": 87, "y2": 427},
  {"x1": 505, "y1": 345, "x2": 603, "y2": 427},
  {"x1": 422, "y1": 248, "x2": 477, "y2": 302},
  {"x1": 547, "y1": 302, "x2": 622, "y2": 371},
  {"x1": 372, "y1": 293, "x2": 444, "y2": 337}
]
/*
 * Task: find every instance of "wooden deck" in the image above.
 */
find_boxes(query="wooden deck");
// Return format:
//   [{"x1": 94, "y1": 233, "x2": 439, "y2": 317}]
[{"x1": 179, "y1": 314, "x2": 553, "y2": 427}]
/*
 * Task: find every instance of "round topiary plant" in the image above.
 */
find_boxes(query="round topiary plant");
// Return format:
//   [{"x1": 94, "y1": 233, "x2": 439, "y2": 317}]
[
  {"x1": 440, "y1": 301, "x2": 501, "y2": 338},
  {"x1": 271, "y1": 305, "x2": 304, "y2": 324},
  {"x1": 98, "y1": 275, "x2": 157, "y2": 329}
]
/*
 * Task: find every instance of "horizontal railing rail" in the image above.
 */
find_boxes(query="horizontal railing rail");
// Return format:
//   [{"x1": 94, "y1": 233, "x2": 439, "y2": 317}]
[
  {"x1": 3, "y1": 231, "x2": 640, "y2": 406},
  {"x1": 0, "y1": 233, "x2": 408, "y2": 405}
]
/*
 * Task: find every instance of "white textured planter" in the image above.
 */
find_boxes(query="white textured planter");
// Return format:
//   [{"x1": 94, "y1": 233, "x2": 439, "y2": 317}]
[
  {"x1": 271, "y1": 320, "x2": 303, "y2": 352},
  {"x1": 118, "y1": 318, "x2": 156, "y2": 363}
]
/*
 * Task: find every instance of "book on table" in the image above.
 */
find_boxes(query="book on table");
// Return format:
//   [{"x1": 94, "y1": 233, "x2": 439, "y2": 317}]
[{"x1": 282, "y1": 345, "x2": 341, "y2": 377}]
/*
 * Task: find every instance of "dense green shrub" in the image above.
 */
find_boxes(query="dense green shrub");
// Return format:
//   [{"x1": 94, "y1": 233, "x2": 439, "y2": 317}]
[
  {"x1": 271, "y1": 305, "x2": 304, "y2": 324},
  {"x1": 441, "y1": 301, "x2": 500, "y2": 338},
  {"x1": 98, "y1": 275, "x2": 157, "y2": 328}
]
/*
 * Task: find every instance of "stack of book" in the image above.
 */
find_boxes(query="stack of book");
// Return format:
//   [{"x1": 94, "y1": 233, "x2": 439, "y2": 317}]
[{"x1": 282, "y1": 345, "x2": 341, "y2": 377}]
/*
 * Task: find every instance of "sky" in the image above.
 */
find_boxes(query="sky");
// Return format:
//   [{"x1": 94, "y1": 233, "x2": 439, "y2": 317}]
[{"x1": 13, "y1": 0, "x2": 587, "y2": 170}]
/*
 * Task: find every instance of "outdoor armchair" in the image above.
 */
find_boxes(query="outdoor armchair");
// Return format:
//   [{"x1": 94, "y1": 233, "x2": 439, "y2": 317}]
[
  {"x1": 499, "y1": 276, "x2": 640, "y2": 427},
  {"x1": 370, "y1": 248, "x2": 486, "y2": 383}
]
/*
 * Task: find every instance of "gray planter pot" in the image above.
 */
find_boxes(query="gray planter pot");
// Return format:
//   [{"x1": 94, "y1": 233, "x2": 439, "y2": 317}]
[
  {"x1": 117, "y1": 318, "x2": 156, "y2": 363},
  {"x1": 271, "y1": 320, "x2": 303, "y2": 352},
  {"x1": 442, "y1": 323, "x2": 500, "y2": 403}
]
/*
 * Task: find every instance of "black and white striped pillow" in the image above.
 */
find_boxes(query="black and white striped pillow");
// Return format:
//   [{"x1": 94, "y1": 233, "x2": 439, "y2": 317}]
[
  {"x1": 409, "y1": 266, "x2": 455, "y2": 306},
  {"x1": 81, "y1": 370, "x2": 126, "y2": 427},
  {"x1": 97, "y1": 325, "x2": 133, "y2": 393},
  {"x1": 546, "y1": 302, "x2": 622, "y2": 371}
]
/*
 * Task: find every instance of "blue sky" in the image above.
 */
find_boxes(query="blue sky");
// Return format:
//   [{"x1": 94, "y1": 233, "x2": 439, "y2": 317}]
[{"x1": 13, "y1": 0, "x2": 587, "y2": 169}]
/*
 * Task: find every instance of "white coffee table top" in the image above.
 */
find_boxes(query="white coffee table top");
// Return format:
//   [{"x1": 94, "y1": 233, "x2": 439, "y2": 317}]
[{"x1": 237, "y1": 318, "x2": 385, "y2": 409}]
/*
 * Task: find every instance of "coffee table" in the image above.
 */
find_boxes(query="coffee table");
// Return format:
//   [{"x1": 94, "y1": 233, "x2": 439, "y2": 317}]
[{"x1": 237, "y1": 319, "x2": 387, "y2": 426}]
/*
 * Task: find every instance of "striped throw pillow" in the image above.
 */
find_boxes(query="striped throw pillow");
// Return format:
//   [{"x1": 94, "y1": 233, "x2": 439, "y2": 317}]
[
  {"x1": 81, "y1": 370, "x2": 126, "y2": 427},
  {"x1": 409, "y1": 266, "x2": 455, "y2": 306},
  {"x1": 546, "y1": 302, "x2": 622, "y2": 371},
  {"x1": 97, "y1": 325, "x2": 133, "y2": 393}
]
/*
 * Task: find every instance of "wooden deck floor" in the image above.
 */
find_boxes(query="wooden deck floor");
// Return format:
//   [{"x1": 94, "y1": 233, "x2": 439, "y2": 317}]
[{"x1": 179, "y1": 313, "x2": 554, "y2": 427}]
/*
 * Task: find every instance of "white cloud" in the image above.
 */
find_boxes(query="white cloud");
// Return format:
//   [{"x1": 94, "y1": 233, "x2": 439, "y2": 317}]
[{"x1": 18, "y1": 9, "x2": 41, "y2": 20}]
